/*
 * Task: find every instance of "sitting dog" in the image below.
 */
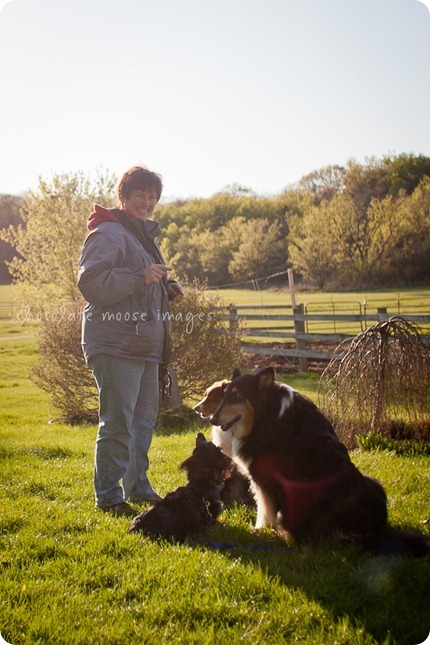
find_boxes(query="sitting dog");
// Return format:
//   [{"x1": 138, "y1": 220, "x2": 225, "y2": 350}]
[
  {"x1": 129, "y1": 433, "x2": 232, "y2": 542},
  {"x1": 194, "y1": 371, "x2": 254, "y2": 506},
  {"x1": 210, "y1": 366, "x2": 430, "y2": 557}
]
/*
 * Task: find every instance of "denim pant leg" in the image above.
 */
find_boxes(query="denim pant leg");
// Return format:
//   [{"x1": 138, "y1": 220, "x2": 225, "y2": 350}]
[
  {"x1": 123, "y1": 360, "x2": 159, "y2": 501},
  {"x1": 90, "y1": 354, "x2": 152, "y2": 508}
]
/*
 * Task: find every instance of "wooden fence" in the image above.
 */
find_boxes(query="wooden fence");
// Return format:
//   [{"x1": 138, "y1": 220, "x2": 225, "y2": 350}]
[{"x1": 224, "y1": 303, "x2": 430, "y2": 372}]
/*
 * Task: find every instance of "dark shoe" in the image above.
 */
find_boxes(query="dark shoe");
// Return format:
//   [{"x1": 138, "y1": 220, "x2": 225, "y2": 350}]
[
  {"x1": 98, "y1": 502, "x2": 138, "y2": 517},
  {"x1": 129, "y1": 493, "x2": 162, "y2": 505}
]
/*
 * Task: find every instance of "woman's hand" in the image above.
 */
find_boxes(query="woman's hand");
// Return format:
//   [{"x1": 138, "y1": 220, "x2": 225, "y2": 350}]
[{"x1": 143, "y1": 264, "x2": 172, "y2": 286}]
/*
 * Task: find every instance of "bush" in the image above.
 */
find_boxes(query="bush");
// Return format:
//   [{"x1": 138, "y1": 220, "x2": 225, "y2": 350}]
[
  {"x1": 169, "y1": 279, "x2": 242, "y2": 400},
  {"x1": 31, "y1": 301, "x2": 99, "y2": 424},
  {"x1": 319, "y1": 316, "x2": 430, "y2": 447},
  {"x1": 31, "y1": 283, "x2": 242, "y2": 422}
]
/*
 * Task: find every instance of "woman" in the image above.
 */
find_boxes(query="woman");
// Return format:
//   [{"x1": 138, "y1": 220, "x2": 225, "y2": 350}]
[{"x1": 78, "y1": 166, "x2": 183, "y2": 515}]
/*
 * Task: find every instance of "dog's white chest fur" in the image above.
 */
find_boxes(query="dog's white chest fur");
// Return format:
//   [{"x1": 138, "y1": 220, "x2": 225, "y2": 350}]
[{"x1": 211, "y1": 425, "x2": 233, "y2": 456}]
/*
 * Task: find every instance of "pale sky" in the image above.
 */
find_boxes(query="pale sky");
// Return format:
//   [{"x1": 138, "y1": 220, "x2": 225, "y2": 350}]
[{"x1": 0, "y1": 0, "x2": 429, "y2": 201}]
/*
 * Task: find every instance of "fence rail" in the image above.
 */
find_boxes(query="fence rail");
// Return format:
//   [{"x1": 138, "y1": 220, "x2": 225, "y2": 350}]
[
  {"x1": 2, "y1": 298, "x2": 430, "y2": 372},
  {"x1": 223, "y1": 302, "x2": 430, "y2": 371}
]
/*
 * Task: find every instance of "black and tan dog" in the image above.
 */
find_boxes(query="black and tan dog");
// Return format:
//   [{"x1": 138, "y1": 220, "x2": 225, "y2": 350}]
[
  {"x1": 210, "y1": 366, "x2": 430, "y2": 557},
  {"x1": 129, "y1": 433, "x2": 232, "y2": 542}
]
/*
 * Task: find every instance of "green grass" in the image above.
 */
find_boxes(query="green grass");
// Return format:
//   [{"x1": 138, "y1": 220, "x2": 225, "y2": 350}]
[
  {"x1": 211, "y1": 286, "x2": 430, "y2": 309},
  {"x1": 1, "y1": 335, "x2": 430, "y2": 644}
]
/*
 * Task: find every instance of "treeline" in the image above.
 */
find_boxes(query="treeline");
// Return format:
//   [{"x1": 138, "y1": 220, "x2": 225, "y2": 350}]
[
  {"x1": 156, "y1": 153, "x2": 430, "y2": 288},
  {"x1": 0, "y1": 194, "x2": 22, "y2": 283},
  {"x1": 0, "y1": 153, "x2": 429, "y2": 298}
]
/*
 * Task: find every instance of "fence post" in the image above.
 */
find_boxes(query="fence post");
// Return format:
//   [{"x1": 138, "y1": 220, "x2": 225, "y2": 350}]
[
  {"x1": 228, "y1": 304, "x2": 238, "y2": 331},
  {"x1": 287, "y1": 268, "x2": 297, "y2": 308},
  {"x1": 293, "y1": 302, "x2": 308, "y2": 372},
  {"x1": 377, "y1": 307, "x2": 388, "y2": 321}
]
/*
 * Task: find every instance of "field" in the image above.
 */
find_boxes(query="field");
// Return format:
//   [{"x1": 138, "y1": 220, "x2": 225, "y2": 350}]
[
  {"x1": 209, "y1": 286, "x2": 430, "y2": 339},
  {"x1": 0, "y1": 285, "x2": 430, "y2": 644},
  {"x1": 210, "y1": 285, "x2": 430, "y2": 310}
]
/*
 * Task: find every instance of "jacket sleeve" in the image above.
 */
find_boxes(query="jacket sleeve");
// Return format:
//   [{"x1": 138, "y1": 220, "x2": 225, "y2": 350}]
[{"x1": 77, "y1": 230, "x2": 144, "y2": 306}]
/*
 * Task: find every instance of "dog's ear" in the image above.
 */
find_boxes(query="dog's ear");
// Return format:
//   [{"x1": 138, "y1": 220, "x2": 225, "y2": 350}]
[
  {"x1": 256, "y1": 366, "x2": 275, "y2": 389},
  {"x1": 179, "y1": 456, "x2": 191, "y2": 472},
  {"x1": 195, "y1": 432, "x2": 207, "y2": 446},
  {"x1": 231, "y1": 367, "x2": 241, "y2": 379}
]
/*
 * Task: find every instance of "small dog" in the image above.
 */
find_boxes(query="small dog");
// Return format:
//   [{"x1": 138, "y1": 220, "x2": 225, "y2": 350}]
[
  {"x1": 129, "y1": 433, "x2": 232, "y2": 542},
  {"x1": 194, "y1": 371, "x2": 254, "y2": 506},
  {"x1": 210, "y1": 366, "x2": 430, "y2": 557}
]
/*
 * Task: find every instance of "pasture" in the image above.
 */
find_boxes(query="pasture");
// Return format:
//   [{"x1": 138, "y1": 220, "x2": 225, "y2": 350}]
[
  {"x1": 211, "y1": 285, "x2": 430, "y2": 309},
  {"x1": 0, "y1": 285, "x2": 429, "y2": 644}
]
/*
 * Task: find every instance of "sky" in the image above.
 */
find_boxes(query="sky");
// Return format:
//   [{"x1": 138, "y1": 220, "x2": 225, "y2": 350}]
[{"x1": 0, "y1": 0, "x2": 429, "y2": 201}]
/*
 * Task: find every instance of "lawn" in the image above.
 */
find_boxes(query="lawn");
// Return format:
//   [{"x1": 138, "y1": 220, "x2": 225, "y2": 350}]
[{"x1": 0, "y1": 330, "x2": 429, "y2": 645}]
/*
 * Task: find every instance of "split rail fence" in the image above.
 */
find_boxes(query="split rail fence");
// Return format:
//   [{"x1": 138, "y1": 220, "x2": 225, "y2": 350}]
[{"x1": 223, "y1": 301, "x2": 430, "y2": 372}]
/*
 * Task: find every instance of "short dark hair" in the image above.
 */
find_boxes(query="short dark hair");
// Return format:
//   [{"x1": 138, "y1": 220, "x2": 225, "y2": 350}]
[{"x1": 117, "y1": 166, "x2": 163, "y2": 203}]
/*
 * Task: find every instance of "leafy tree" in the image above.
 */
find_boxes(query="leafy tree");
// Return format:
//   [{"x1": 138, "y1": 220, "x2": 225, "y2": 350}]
[
  {"x1": 327, "y1": 194, "x2": 388, "y2": 288},
  {"x1": 297, "y1": 165, "x2": 346, "y2": 205},
  {"x1": 388, "y1": 177, "x2": 430, "y2": 283},
  {"x1": 344, "y1": 153, "x2": 430, "y2": 214},
  {"x1": 158, "y1": 192, "x2": 245, "y2": 233},
  {"x1": 160, "y1": 224, "x2": 203, "y2": 281},
  {"x1": 360, "y1": 195, "x2": 404, "y2": 286},
  {"x1": 0, "y1": 194, "x2": 22, "y2": 228},
  {"x1": 0, "y1": 171, "x2": 116, "y2": 305},
  {"x1": 382, "y1": 153, "x2": 430, "y2": 196},
  {"x1": 192, "y1": 227, "x2": 236, "y2": 285},
  {"x1": 0, "y1": 194, "x2": 23, "y2": 283},
  {"x1": 228, "y1": 217, "x2": 285, "y2": 281},
  {"x1": 327, "y1": 193, "x2": 413, "y2": 288},
  {"x1": 288, "y1": 206, "x2": 337, "y2": 289}
]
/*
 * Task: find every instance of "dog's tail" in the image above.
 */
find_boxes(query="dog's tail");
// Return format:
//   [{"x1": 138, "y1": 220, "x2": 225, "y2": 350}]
[{"x1": 365, "y1": 528, "x2": 430, "y2": 557}]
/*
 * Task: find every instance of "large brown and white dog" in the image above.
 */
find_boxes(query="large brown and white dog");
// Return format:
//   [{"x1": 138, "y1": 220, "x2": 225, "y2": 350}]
[
  {"x1": 194, "y1": 369, "x2": 253, "y2": 506},
  {"x1": 194, "y1": 378, "x2": 233, "y2": 455},
  {"x1": 209, "y1": 366, "x2": 430, "y2": 556}
]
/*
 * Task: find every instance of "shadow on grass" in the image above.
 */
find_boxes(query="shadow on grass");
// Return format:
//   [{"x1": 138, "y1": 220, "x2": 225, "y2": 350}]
[
  {"x1": 0, "y1": 445, "x2": 85, "y2": 460},
  {"x1": 190, "y1": 518, "x2": 430, "y2": 644}
]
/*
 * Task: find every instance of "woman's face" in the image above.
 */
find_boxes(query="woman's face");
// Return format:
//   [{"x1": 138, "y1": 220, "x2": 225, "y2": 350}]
[{"x1": 122, "y1": 188, "x2": 159, "y2": 221}]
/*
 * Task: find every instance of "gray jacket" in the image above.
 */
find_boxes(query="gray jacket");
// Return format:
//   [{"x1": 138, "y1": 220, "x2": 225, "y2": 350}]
[{"x1": 77, "y1": 220, "x2": 171, "y2": 364}]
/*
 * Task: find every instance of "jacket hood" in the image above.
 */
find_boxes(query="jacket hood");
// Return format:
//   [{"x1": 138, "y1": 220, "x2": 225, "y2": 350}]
[
  {"x1": 87, "y1": 205, "x2": 121, "y2": 230},
  {"x1": 87, "y1": 204, "x2": 161, "y2": 238}
]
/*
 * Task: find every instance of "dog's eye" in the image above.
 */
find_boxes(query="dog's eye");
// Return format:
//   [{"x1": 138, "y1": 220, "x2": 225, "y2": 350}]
[{"x1": 229, "y1": 389, "x2": 244, "y2": 402}]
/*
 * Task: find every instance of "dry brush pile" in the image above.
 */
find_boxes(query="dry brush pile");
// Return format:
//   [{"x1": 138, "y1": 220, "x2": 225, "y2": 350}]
[{"x1": 319, "y1": 316, "x2": 430, "y2": 447}]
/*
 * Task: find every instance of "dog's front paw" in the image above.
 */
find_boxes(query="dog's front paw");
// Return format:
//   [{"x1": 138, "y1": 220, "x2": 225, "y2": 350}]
[
  {"x1": 255, "y1": 505, "x2": 277, "y2": 529},
  {"x1": 254, "y1": 520, "x2": 275, "y2": 530}
]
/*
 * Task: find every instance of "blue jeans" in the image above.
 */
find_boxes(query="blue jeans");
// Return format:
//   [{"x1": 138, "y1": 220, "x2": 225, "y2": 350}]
[{"x1": 89, "y1": 353, "x2": 159, "y2": 508}]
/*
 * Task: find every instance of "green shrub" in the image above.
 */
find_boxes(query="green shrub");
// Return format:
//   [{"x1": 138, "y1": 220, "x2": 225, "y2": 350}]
[
  {"x1": 168, "y1": 279, "x2": 242, "y2": 400},
  {"x1": 356, "y1": 431, "x2": 430, "y2": 456},
  {"x1": 31, "y1": 301, "x2": 99, "y2": 424}
]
